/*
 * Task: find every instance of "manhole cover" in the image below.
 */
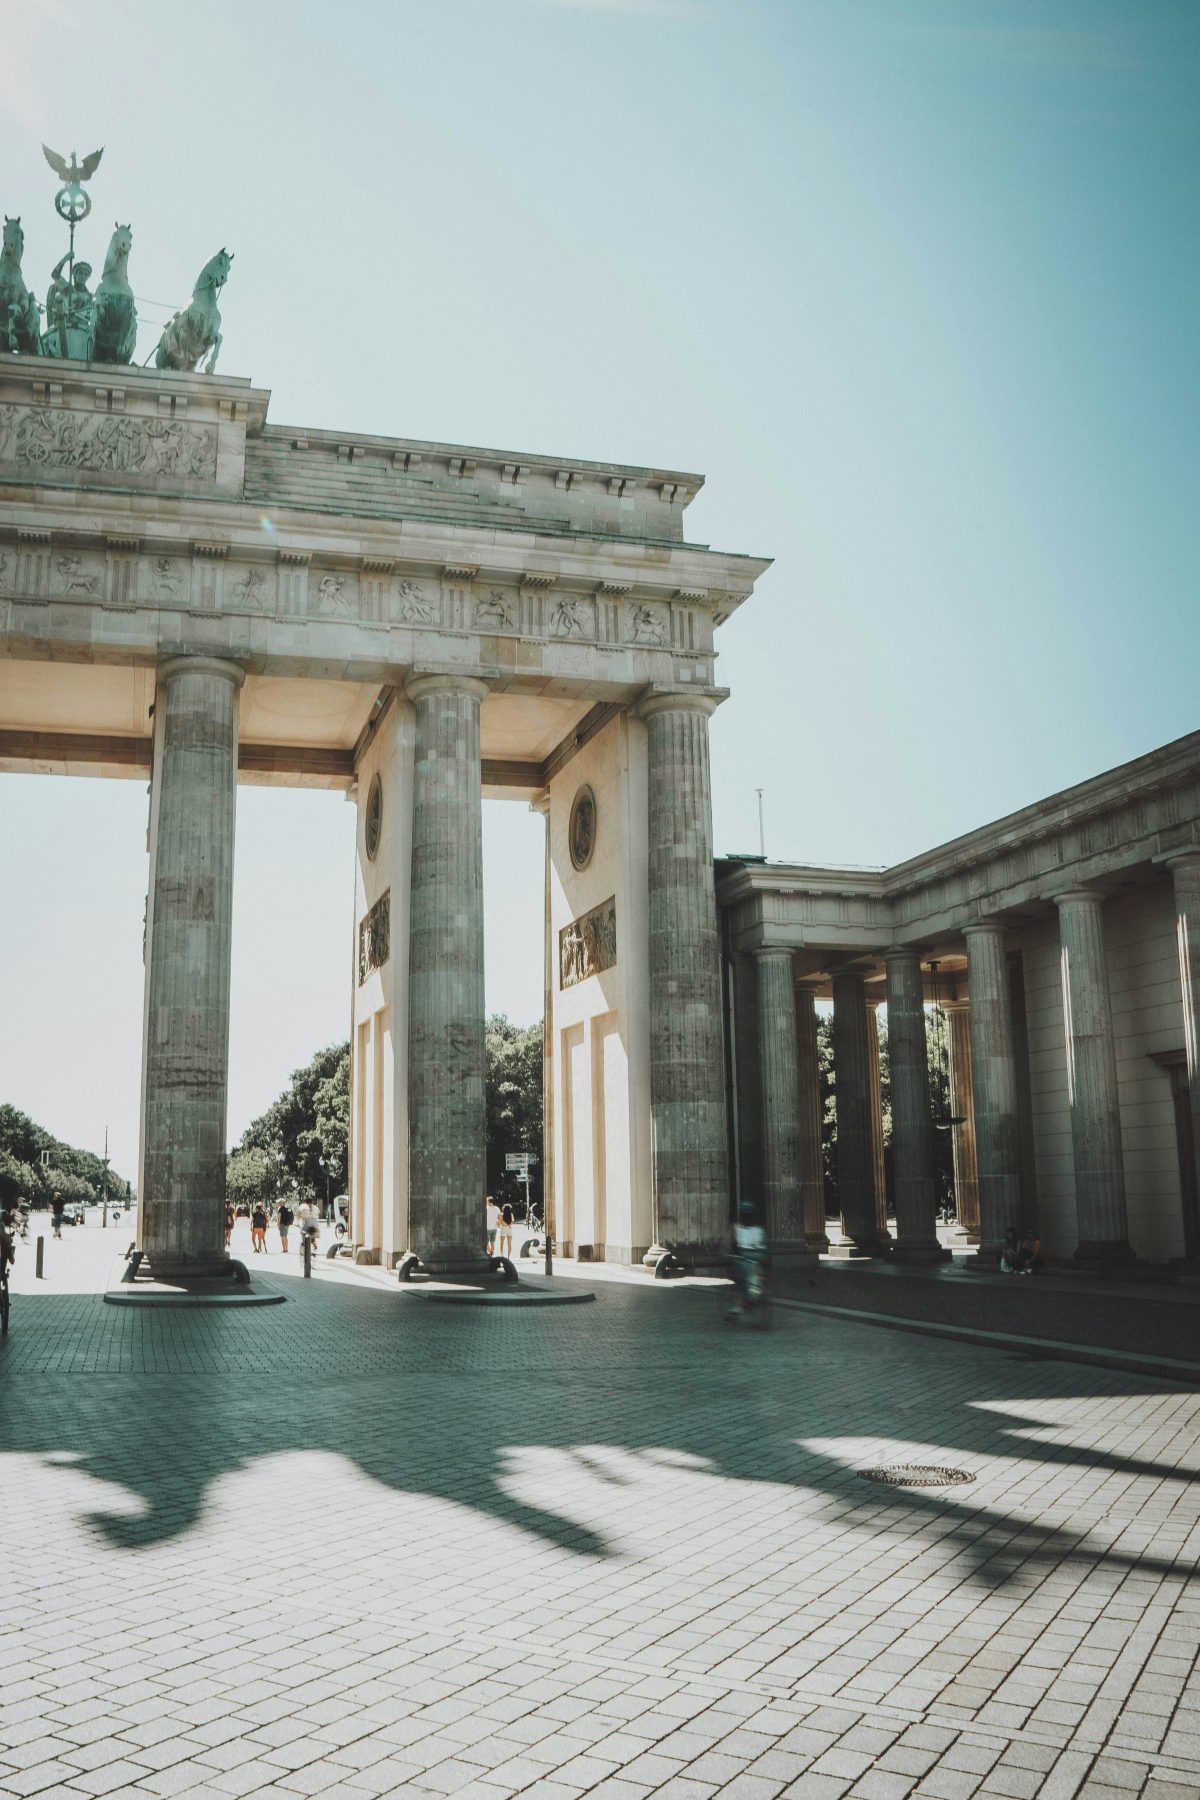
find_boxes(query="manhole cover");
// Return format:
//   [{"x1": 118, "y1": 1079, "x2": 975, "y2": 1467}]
[{"x1": 858, "y1": 1464, "x2": 975, "y2": 1489}]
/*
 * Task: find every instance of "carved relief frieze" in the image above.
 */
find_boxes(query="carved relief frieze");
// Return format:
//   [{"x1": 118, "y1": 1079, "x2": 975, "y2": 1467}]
[
  {"x1": 474, "y1": 587, "x2": 516, "y2": 631},
  {"x1": 227, "y1": 564, "x2": 276, "y2": 614},
  {"x1": 145, "y1": 554, "x2": 188, "y2": 606},
  {"x1": 50, "y1": 553, "x2": 103, "y2": 598},
  {"x1": 358, "y1": 890, "x2": 391, "y2": 984},
  {"x1": 559, "y1": 896, "x2": 617, "y2": 990},
  {"x1": 312, "y1": 570, "x2": 359, "y2": 618},
  {"x1": 549, "y1": 594, "x2": 592, "y2": 640},
  {"x1": 630, "y1": 602, "x2": 667, "y2": 645},
  {"x1": 395, "y1": 578, "x2": 438, "y2": 625},
  {"x1": 0, "y1": 405, "x2": 217, "y2": 482}
]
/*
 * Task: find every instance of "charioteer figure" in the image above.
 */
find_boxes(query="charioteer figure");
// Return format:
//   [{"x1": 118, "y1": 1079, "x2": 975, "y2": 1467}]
[{"x1": 43, "y1": 252, "x2": 95, "y2": 360}]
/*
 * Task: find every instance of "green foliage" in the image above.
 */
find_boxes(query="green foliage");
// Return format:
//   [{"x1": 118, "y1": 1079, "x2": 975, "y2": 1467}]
[
  {"x1": 0, "y1": 1103, "x2": 130, "y2": 1208},
  {"x1": 817, "y1": 1005, "x2": 954, "y2": 1216},
  {"x1": 485, "y1": 1014, "x2": 543, "y2": 1208},
  {"x1": 236, "y1": 1042, "x2": 349, "y2": 1205}
]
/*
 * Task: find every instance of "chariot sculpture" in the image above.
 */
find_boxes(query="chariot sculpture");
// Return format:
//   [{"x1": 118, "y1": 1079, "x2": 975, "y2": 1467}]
[{"x1": 1, "y1": 143, "x2": 233, "y2": 374}]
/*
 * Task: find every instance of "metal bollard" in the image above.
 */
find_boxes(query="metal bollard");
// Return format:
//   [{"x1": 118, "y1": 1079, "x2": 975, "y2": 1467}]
[
  {"x1": 544, "y1": 1232, "x2": 553, "y2": 1278},
  {"x1": 35, "y1": 1235, "x2": 44, "y2": 1280},
  {"x1": 303, "y1": 1233, "x2": 312, "y2": 1279}
]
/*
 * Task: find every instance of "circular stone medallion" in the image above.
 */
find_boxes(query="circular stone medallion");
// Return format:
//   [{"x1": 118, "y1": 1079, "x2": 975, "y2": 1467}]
[
  {"x1": 569, "y1": 784, "x2": 597, "y2": 871},
  {"x1": 365, "y1": 774, "x2": 383, "y2": 861}
]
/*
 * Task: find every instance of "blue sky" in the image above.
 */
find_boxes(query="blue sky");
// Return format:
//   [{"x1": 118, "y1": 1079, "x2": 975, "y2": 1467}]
[{"x1": 1, "y1": 0, "x2": 1196, "y2": 1179}]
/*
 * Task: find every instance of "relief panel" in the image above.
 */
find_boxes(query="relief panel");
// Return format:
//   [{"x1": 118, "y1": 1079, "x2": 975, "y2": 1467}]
[
  {"x1": 0, "y1": 405, "x2": 218, "y2": 484},
  {"x1": 560, "y1": 897, "x2": 618, "y2": 990}
]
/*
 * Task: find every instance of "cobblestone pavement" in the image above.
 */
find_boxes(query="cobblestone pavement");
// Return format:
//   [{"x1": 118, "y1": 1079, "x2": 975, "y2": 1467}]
[{"x1": 2, "y1": 1229, "x2": 1199, "y2": 1799}]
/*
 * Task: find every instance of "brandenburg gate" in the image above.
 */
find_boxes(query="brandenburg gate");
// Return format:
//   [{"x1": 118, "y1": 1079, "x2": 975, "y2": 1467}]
[{"x1": 0, "y1": 353, "x2": 768, "y2": 1279}]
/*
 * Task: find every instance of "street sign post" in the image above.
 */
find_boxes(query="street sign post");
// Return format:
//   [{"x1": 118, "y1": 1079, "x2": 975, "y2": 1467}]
[{"x1": 504, "y1": 1152, "x2": 538, "y2": 1231}]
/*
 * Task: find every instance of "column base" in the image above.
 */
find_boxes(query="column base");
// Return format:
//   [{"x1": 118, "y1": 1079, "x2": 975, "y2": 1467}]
[
  {"x1": 891, "y1": 1240, "x2": 952, "y2": 1265},
  {"x1": 645, "y1": 1240, "x2": 730, "y2": 1275},
  {"x1": 1073, "y1": 1238, "x2": 1137, "y2": 1272},
  {"x1": 769, "y1": 1243, "x2": 821, "y2": 1269},
  {"x1": 412, "y1": 1248, "x2": 510, "y2": 1280}
]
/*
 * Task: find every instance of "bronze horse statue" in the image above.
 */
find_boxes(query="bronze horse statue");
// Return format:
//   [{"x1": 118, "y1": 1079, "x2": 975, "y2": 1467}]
[
  {"x1": 154, "y1": 247, "x2": 232, "y2": 374},
  {"x1": 92, "y1": 222, "x2": 138, "y2": 365},
  {"x1": 0, "y1": 217, "x2": 42, "y2": 355}
]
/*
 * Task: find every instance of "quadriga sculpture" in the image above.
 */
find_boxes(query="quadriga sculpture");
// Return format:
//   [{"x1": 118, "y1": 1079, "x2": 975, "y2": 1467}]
[
  {"x1": 154, "y1": 247, "x2": 232, "y2": 374},
  {"x1": 92, "y1": 222, "x2": 138, "y2": 365},
  {"x1": 0, "y1": 217, "x2": 42, "y2": 355}
]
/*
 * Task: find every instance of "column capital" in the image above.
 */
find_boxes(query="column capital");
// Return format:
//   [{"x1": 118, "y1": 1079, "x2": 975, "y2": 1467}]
[
  {"x1": 963, "y1": 918, "x2": 1008, "y2": 940},
  {"x1": 751, "y1": 944, "x2": 794, "y2": 965},
  {"x1": 528, "y1": 790, "x2": 550, "y2": 820},
  {"x1": 1160, "y1": 848, "x2": 1200, "y2": 874},
  {"x1": 1051, "y1": 886, "x2": 1107, "y2": 909},
  {"x1": 635, "y1": 685, "x2": 726, "y2": 724},
  {"x1": 884, "y1": 944, "x2": 922, "y2": 967},
  {"x1": 405, "y1": 671, "x2": 491, "y2": 706},
  {"x1": 157, "y1": 654, "x2": 245, "y2": 689}
]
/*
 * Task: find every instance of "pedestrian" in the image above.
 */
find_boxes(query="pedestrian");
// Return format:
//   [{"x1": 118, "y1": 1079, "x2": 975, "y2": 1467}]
[
  {"x1": 999, "y1": 1226, "x2": 1020, "y2": 1273},
  {"x1": 1014, "y1": 1224, "x2": 1041, "y2": 1275},
  {"x1": 485, "y1": 1193, "x2": 499, "y2": 1256},
  {"x1": 50, "y1": 1194, "x2": 64, "y2": 1240},
  {"x1": 0, "y1": 1205, "x2": 16, "y2": 1336},
  {"x1": 277, "y1": 1200, "x2": 293, "y2": 1254},
  {"x1": 497, "y1": 1199, "x2": 514, "y2": 1260},
  {"x1": 250, "y1": 1203, "x2": 268, "y2": 1254},
  {"x1": 297, "y1": 1199, "x2": 320, "y2": 1254},
  {"x1": 224, "y1": 1202, "x2": 235, "y2": 1249}
]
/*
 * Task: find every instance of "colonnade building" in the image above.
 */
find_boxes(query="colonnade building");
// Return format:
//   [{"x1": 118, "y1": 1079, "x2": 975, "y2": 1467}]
[
  {"x1": 2, "y1": 350, "x2": 1196, "y2": 1281},
  {"x1": 718, "y1": 734, "x2": 1200, "y2": 1272}
]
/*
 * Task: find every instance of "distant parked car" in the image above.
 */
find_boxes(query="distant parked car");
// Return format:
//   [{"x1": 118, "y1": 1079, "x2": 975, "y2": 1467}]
[{"x1": 61, "y1": 1202, "x2": 86, "y2": 1226}]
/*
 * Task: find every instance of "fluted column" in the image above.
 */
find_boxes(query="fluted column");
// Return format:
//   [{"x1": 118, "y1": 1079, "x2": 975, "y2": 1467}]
[
  {"x1": 1054, "y1": 888, "x2": 1133, "y2": 1266},
  {"x1": 886, "y1": 948, "x2": 947, "y2": 1262},
  {"x1": 754, "y1": 948, "x2": 812, "y2": 1263},
  {"x1": 1167, "y1": 852, "x2": 1200, "y2": 1260},
  {"x1": 867, "y1": 1001, "x2": 889, "y2": 1239},
  {"x1": 639, "y1": 690, "x2": 729, "y2": 1263},
  {"x1": 407, "y1": 673, "x2": 489, "y2": 1272},
  {"x1": 794, "y1": 978, "x2": 829, "y2": 1251},
  {"x1": 532, "y1": 792, "x2": 555, "y2": 1252},
  {"x1": 944, "y1": 1001, "x2": 980, "y2": 1239},
  {"x1": 833, "y1": 968, "x2": 887, "y2": 1253},
  {"x1": 964, "y1": 922, "x2": 1022, "y2": 1263},
  {"x1": 141, "y1": 656, "x2": 243, "y2": 1277}
]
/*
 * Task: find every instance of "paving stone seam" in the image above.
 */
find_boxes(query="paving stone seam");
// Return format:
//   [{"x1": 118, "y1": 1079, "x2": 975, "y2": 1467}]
[{"x1": 773, "y1": 1298, "x2": 1200, "y2": 1386}]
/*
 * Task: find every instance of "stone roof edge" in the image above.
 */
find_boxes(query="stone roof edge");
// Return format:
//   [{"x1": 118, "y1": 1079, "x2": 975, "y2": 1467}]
[
  {"x1": 716, "y1": 727, "x2": 1200, "y2": 905},
  {"x1": 260, "y1": 420, "x2": 706, "y2": 495}
]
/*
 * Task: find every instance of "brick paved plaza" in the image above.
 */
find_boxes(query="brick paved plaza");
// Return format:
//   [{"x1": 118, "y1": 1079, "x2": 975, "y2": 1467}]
[{"x1": 2, "y1": 1229, "x2": 1199, "y2": 1800}]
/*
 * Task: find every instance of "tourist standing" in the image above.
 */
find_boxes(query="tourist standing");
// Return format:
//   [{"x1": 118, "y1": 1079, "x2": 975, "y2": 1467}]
[
  {"x1": 485, "y1": 1194, "x2": 499, "y2": 1255},
  {"x1": 250, "y1": 1204, "x2": 268, "y2": 1254},
  {"x1": 50, "y1": 1195, "x2": 64, "y2": 1240},
  {"x1": 224, "y1": 1202, "x2": 235, "y2": 1250},
  {"x1": 277, "y1": 1201, "x2": 293, "y2": 1254},
  {"x1": 497, "y1": 1200, "x2": 514, "y2": 1260}
]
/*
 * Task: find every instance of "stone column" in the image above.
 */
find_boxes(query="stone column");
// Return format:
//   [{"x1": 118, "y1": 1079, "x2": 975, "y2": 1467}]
[
  {"x1": 753, "y1": 948, "x2": 812, "y2": 1264},
  {"x1": 867, "y1": 1001, "x2": 889, "y2": 1239},
  {"x1": 532, "y1": 792, "x2": 555, "y2": 1252},
  {"x1": 639, "y1": 690, "x2": 729, "y2": 1264},
  {"x1": 963, "y1": 923, "x2": 1022, "y2": 1264},
  {"x1": 832, "y1": 968, "x2": 887, "y2": 1253},
  {"x1": 794, "y1": 977, "x2": 829, "y2": 1251},
  {"x1": 944, "y1": 1001, "x2": 980, "y2": 1240},
  {"x1": 140, "y1": 656, "x2": 243, "y2": 1278},
  {"x1": 885, "y1": 948, "x2": 947, "y2": 1262},
  {"x1": 1053, "y1": 888, "x2": 1133, "y2": 1266},
  {"x1": 406, "y1": 673, "x2": 489, "y2": 1273},
  {"x1": 1167, "y1": 851, "x2": 1200, "y2": 1260}
]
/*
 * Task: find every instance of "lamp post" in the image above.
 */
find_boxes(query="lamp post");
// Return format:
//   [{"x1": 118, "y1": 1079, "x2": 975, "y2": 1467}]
[{"x1": 99, "y1": 1127, "x2": 110, "y2": 1229}]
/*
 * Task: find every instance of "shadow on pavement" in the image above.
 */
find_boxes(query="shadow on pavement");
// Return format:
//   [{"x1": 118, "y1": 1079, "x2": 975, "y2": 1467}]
[{"x1": 2, "y1": 1278, "x2": 1197, "y2": 1589}]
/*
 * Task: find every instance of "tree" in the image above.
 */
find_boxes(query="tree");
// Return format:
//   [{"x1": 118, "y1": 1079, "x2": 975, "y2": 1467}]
[
  {"x1": 0, "y1": 1103, "x2": 132, "y2": 1208},
  {"x1": 485, "y1": 1015, "x2": 543, "y2": 1211},
  {"x1": 236, "y1": 1042, "x2": 349, "y2": 1206},
  {"x1": 818, "y1": 1004, "x2": 955, "y2": 1219}
]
